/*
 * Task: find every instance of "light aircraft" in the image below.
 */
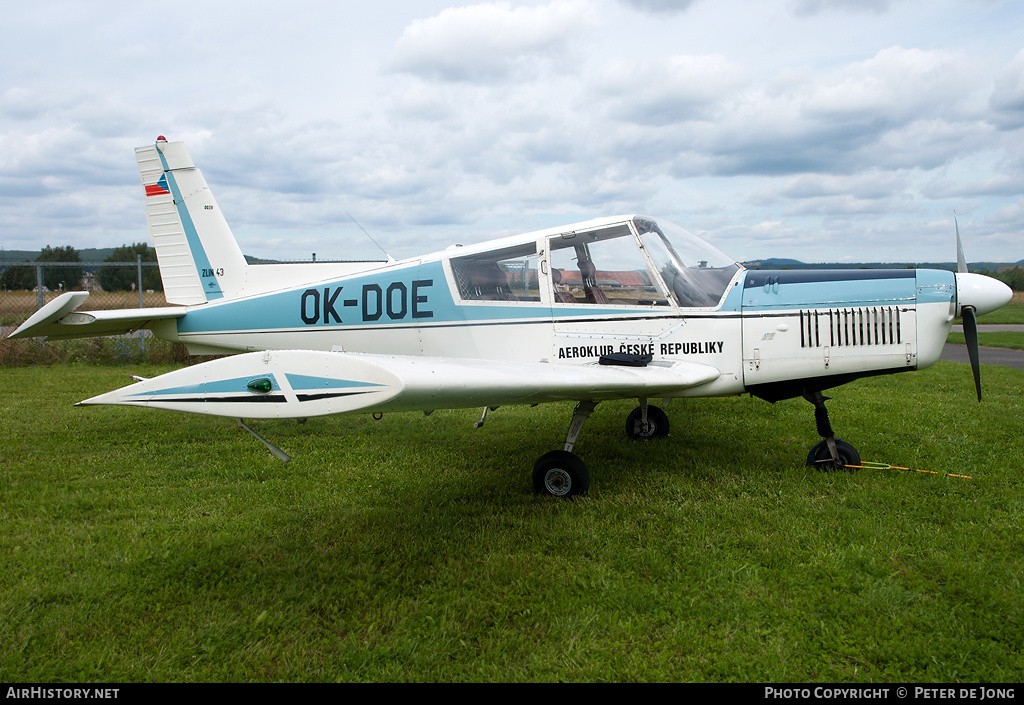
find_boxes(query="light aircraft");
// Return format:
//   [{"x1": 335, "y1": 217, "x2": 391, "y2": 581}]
[{"x1": 9, "y1": 137, "x2": 1013, "y2": 497}]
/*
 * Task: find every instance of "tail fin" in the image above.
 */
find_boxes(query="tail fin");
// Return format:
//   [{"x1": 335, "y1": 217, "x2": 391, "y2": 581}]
[{"x1": 135, "y1": 137, "x2": 248, "y2": 305}]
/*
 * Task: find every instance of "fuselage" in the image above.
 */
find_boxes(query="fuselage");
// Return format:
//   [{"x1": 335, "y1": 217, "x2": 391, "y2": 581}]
[{"x1": 148, "y1": 215, "x2": 971, "y2": 402}]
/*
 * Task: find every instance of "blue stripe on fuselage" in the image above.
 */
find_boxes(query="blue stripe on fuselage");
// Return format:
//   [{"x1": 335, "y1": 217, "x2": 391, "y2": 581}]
[
  {"x1": 741, "y1": 269, "x2": 953, "y2": 310},
  {"x1": 914, "y1": 268, "x2": 957, "y2": 305},
  {"x1": 177, "y1": 260, "x2": 555, "y2": 334},
  {"x1": 175, "y1": 260, "x2": 756, "y2": 336}
]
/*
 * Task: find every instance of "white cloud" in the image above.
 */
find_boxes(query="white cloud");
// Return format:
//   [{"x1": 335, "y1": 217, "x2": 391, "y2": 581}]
[
  {"x1": 789, "y1": 0, "x2": 897, "y2": 16},
  {"x1": 601, "y1": 54, "x2": 745, "y2": 126},
  {"x1": 616, "y1": 0, "x2": 700, "y2": 14},
  {"x1": 989, "y1": 48, "x2": 1024, "y2": 130},
  {"x1": 802, "y1": 47, "x2": 977, "y2": 125},
  {"x1": 617, "y1": 46, "x2": 991, "y2": 180},
  {"x1": 922, "y1": 175, "x2": 1021, "y2": 200},
  {"x1": 777, "y1": 172, "x2": 909, "y2": 201},
  {"x1": 388, "y1": 0, "x2": 595, "y2": 83}
]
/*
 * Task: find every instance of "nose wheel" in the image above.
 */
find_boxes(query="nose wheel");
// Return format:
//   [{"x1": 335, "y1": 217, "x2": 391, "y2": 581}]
[
  {"x1": 803, "y1": 391, "x2": 861, "y2": 471},
  {"x1": 807, "y1": 438, "x2": 860, "y2": 471}
]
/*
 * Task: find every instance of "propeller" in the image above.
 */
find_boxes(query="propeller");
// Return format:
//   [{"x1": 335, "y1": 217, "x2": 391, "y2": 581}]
[
  {"x1": 955, "y1": 218, "x2": 983, "y2": 401},
  {"x1": 961, "y1": 303, "x2": 983, "y2": 401}
]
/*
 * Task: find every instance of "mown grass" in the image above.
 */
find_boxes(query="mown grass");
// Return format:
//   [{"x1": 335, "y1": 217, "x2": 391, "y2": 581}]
[
  {"x1": 976, "y1": 297, "x2": 1024, "y2": 324},
  {"x1": 948, "y1": 298, "x2": 1024, "y2": 349},
  {"x1": 1, "y1": 361, "x2": 1022, "y2": 682},
  {"x1": 947, "y1": 332, "x2": 1024, "y2": 351}
]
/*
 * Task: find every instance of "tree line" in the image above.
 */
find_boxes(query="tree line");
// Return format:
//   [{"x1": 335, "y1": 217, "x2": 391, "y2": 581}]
[
  {"x1": 0, "y1": 244, "x2": 162, "y2": 292},
  {"x1": 992, "y1": 267, "x2": 1024, "y2": 292},
  {"x1": 3, "y1": 244, "x2": 1021, "y2": 293}
]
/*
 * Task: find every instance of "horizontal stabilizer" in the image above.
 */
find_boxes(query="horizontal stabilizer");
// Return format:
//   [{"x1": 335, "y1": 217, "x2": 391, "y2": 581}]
[
  {"x1": 78, "y1": 350, "x2": 721, "y2": 419},
  {"x1": 8, "y1": 292, "x2": 90, "y2": 339},
  {"x1": 8, "y1": 291, "x2": 186, "y2": 340}
]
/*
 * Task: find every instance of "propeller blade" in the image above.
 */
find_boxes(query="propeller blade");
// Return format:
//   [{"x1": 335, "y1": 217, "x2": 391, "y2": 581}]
[
  {"x1": 962, "y1": 305, "x2": 982, "y2": 401},
  {"x1": 955, "y1": 216, "x2": 968, "y2": 274}
]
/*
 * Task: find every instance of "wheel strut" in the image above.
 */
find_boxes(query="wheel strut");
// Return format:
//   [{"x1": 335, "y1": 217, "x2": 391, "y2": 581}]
[
  {"x1": 803, "y1": 391, "x2": 860, "y2": 470},
  {"x1": 532, "y1": 401, "x2": 598, "y2": 498},
  {"x1": 563, "y1": 401, "x2": 598, "y2": 452},
  {"x1": 804, "y1": 391, "x2": 840, "y2": 464}
]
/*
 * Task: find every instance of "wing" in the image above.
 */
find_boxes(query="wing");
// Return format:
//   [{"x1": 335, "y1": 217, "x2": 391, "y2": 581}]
[
  {"x1": 8, "y1": 291, "x2": 186, "y2": 340},
  {"x1": 77, "y1": 349, "x2": 721, "y2": 419}
]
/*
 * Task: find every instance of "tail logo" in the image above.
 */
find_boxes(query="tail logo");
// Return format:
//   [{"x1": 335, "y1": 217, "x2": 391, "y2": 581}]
[{"x1": 145, "y1": 174, "x2": 171, "y2": 197}]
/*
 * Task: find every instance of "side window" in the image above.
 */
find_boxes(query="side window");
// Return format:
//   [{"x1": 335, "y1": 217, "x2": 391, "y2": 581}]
[
  {"x1": 451, "y1": 245, "x2": 540, "y2": 302},
  {"x1": 549, "y1": 226, "x2": 669, "y2": 306}
]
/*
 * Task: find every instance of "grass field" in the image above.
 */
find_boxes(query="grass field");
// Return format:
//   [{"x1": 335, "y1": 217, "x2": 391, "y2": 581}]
[
  {"x1": 1, "y1": 361, "x2": 1022, "y2": 682},
  {"x1": 976, "y1": 296, "x2": 1024, "y2": 324},
  {"x1": 948, "y1": 331, "x2": 1024, "y2": 351},
  {"x1": 948, "y1": 298, "x2": 1023, "y2": 350}
]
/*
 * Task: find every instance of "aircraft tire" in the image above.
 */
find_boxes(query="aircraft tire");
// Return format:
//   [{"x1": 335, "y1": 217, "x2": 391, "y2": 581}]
[
  {"x1": 625, "y1": 405, "x2": 670, "y2": 440},
  {"x1": 806, "y1": 439, "x2": 861, "y2": 471},
  {"x1": 533, "y1": 450, "x2": 590, "y2": 498}
]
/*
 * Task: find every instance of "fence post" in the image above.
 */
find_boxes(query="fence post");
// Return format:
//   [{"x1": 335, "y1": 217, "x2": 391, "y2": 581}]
[
  {"x1": 137, "y1": 254, "x2": 144, "y2": 309},
  {"x1": 36, "y1": 264, "x2": 44, "y2": 309}
]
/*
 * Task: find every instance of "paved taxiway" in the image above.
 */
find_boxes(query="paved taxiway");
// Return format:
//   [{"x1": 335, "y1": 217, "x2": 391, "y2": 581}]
[{"x1": 943, "y1": 324, "x2": 1024, "y2": 370}]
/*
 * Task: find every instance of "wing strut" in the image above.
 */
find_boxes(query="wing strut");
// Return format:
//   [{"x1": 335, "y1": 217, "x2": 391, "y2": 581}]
[{"x1": 236, "y1": 419, "x2": 291, "y2": 463}]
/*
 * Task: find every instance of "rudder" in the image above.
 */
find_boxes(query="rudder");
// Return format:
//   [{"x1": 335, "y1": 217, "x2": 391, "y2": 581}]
[{"x1": 136, "y1": 137, "x2": 248, "y2": 304}]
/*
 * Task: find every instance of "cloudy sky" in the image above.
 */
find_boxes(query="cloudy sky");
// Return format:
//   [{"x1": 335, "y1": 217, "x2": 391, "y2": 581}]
[{"x1": 1, "y1": 0, "x2": 1022, "y2": 264}]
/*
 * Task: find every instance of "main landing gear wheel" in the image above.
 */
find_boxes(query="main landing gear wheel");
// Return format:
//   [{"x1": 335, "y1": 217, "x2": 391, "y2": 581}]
[
  {"x1": 625, "y1": 405, "x2": 670, "y2": 440},
  {"x1": 806, "y1": 439, "x2": 861, "y2": 471},
  {"x1": 533, "y1": 450, "x2": 590, "y2": 498}
]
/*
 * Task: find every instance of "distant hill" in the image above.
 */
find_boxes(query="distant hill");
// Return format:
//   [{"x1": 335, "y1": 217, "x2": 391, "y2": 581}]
[
  {"x1": 1, "y1": 248, "x2": 372, "y2": 266},
  {"x1": 2, "y1": 248, "x2": 1020, "y2": 270},
  {"x1": 1, "y1": 247, "x2": 118, "y2": 263},
  {"x1": 745, "y1": 258, "x2": 805, "y2": 267}
]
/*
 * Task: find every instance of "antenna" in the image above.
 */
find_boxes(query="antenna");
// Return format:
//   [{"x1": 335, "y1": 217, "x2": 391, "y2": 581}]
[{"x1": 346, "y1": 212, "x2": 395, "y2": 263}]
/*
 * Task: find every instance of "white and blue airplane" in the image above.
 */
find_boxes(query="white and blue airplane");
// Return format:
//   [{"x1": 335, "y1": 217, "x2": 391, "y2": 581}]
[{"x1": 10, "y1": 137, "x2": 1013, "y2": 496}]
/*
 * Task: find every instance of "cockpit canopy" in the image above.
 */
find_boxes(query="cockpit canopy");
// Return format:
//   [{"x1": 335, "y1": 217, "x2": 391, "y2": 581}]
[{"x1": 451, "y1": 215, "x2": 741, "y2": 309}]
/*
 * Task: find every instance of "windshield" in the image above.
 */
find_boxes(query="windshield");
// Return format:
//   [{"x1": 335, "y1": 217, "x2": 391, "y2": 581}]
[{"x1": 633, "y1": 216, "x2": 740, "y2": 308}]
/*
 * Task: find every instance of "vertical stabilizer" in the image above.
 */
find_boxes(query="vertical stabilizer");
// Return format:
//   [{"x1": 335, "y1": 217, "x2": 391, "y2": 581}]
[{"x1": 135, "y1": 137, "x2": 248, "y2": 304}]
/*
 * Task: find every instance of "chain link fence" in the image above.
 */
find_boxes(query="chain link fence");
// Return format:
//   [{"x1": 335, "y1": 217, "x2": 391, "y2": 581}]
[{"x1": 1, "y1": 260, "x2": 188, "y2": 366}]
